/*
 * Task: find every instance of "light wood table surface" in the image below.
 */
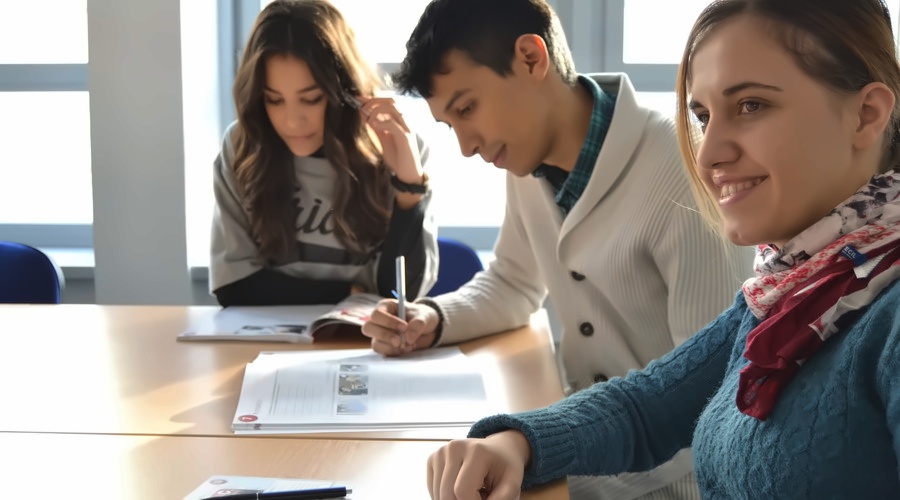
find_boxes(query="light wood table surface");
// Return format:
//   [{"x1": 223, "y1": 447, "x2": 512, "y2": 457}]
[
  {"x1": 0, "y1": 305, "x2": 564, "y2": 439},
  {"x1": 0, "y1": 432, "x2": 568, "y2": 499}
]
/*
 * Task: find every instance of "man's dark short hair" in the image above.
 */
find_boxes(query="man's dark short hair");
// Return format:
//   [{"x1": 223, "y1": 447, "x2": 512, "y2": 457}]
[{"x1": 393, "y1": 0, "x2": 577, "y2": 98}]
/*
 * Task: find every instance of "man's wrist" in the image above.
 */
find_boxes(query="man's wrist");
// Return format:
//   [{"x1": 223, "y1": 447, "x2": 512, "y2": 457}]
[{"x1": 415, "y1": 297, "x2": 444, "y2": 347}]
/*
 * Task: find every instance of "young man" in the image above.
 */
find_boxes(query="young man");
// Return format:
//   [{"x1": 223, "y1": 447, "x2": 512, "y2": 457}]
[{"x1": 361, "y1": 1, "x2": 752, "y2": 498}]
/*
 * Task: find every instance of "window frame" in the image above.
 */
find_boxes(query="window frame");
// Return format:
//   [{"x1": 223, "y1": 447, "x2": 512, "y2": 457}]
[
  {"x1": 599, "y1": 0, "x2": 679, "y2": 92},
  {"x1": 217, "y1": 1, "x2": 260, "y2": 137},
  {"x1": 0, "y1": 63, "x2": 90, "y2": 247},
  {"x1": 550, "y1": 0, "x2": 677, "y2": 91}
]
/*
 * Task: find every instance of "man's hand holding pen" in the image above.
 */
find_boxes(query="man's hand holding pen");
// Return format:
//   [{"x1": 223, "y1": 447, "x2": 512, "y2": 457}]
[{"x1": 362, "y1": 300, "x2": 440, "y2": 356}]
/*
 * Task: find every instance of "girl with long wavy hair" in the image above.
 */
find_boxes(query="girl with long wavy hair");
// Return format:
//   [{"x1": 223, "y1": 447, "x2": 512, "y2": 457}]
[{"x1": 210, "y1": 0, "x2": 437, "y2": 306}]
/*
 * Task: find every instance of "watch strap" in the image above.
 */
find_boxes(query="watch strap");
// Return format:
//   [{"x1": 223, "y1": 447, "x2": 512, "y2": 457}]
[{"x1": 390, "y1": 172, "x2": 429, "y2": 194}]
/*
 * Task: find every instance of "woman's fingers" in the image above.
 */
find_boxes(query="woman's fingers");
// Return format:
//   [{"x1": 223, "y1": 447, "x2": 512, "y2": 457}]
[{"x1": 358, "y1": 97, "x2": 410, "y2": 132}]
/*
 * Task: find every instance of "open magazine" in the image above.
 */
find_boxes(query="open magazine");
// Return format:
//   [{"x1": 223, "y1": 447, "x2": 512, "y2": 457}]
[{"x1": 177, "y1": 293, "x2": 382, "y2": 343}]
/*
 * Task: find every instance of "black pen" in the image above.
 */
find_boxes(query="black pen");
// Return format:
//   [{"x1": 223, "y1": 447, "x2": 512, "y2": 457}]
[{"x1": 200, "y1": 486, "x2": 351, "y2": 500}]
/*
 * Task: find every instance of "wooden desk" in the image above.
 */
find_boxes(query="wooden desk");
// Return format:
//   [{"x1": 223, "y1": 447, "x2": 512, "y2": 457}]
[
  {"x1": 0, "y1": 432, "x2": 568, "y2": 499},
  {"x1": 0, "y1": 305, "x2": 564, "y2": 439}
]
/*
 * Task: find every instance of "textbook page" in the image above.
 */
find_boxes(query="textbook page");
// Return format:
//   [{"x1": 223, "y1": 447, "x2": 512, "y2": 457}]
[{"x1": 233, "y1": 348, "x2": 492, "y2": 433}]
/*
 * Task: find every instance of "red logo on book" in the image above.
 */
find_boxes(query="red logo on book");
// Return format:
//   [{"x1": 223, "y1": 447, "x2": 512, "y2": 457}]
[
  {"x1": 238, "y1": 415, "x2": 258, "y2": 422},
  {"x1": 340, "y1": 309, "x2": 370, "y2": 322}
]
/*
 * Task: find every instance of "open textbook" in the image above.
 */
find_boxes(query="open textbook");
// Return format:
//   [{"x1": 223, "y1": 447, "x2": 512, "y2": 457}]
[
  {"x1": 232, "y1": 347, "x2": 494, "y2": 434},
  {"x1": 178, "y1": 293, "x2": 381, "y2": 343}
]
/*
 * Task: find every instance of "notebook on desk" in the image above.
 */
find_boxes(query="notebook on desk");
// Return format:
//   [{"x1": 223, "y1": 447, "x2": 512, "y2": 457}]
[
  {"x1": 184, "y1": 475, "x2": 338, "y2": 499},
  {"x1": 231, "y1": 347, "x2": 494, "y2": 434},
  {"x1": 178, "y1": 294, "x2": 382, "y2": 343}
]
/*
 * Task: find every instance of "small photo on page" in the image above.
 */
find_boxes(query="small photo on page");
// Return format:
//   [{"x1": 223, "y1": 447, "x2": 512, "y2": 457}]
[
  {"x1": 339, "y1": 363, "x2": 367, "y2": 372},
  {"x1": 338, "y1": 374, "x2": 368, "y2": 395},
  {"x1": 238, "y1": 324, "x2": 308, "y2": 335},
  {"x1": 336, "y1": 399, "x2": 368, "y2": 415}
]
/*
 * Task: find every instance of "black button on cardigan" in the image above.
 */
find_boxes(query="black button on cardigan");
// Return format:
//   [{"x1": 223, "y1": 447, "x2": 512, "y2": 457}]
[{"x1": 579, "y1": 322, "x2": 594, "y2": 336}]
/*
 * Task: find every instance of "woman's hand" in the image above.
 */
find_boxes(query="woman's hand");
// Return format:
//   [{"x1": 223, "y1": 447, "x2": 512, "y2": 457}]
[
  {"x1": 427, "y1": 431, "x2": 532, "y2": 500},
  {"x1": 358, "y1": 96, "x2": 425, "y2": 209}
]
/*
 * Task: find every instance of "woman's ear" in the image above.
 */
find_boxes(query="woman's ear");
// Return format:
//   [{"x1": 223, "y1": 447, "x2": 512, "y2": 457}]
[
  {"x1": 513, "y1": 34, "x2": 550, "y2": 80},
  {"x1": 853, "y1": 82, "x2": 895, "y2": 151}
]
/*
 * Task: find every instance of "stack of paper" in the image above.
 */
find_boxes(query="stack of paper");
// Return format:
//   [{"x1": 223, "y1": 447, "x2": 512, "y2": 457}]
[{"x1": 232, "y1": 347, "x2": 494, "y2": 434}]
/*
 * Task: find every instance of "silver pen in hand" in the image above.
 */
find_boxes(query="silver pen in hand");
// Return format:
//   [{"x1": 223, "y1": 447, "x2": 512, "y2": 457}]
[{"x1": 394, "y1": 255, "x2": 407, "y2": 349}]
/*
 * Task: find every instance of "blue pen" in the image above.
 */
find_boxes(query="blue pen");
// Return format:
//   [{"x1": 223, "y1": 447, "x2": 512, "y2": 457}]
[
  {"x1": 199, "y1": 486, "x2": 351, "y2": 500},
  {"x1": 395, "y1": 255, "x2": 407, "y2": 348}
]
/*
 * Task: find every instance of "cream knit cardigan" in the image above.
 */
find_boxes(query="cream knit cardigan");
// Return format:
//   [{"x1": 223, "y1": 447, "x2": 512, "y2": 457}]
[{"x1": 429, "y1": 73, "x2": 752, "y2": 500}]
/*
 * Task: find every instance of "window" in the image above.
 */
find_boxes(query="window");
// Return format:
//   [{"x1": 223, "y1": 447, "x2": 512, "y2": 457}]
[
  {"x1": 623, "y1": 1, "x2": 710, "y2": 65},
  {"x1": 183, "y1": 0, "x2": 229, "y2": 267},
  {"x1": 619, "y1": 0, "x2": 900, "y2": 117},
  {"x1": 0, "y1": 1, "x2": 88, "y2": 64},
  {"x1": 0, "y1": 0, "x2": 91, "y2": 245},
  {"x1": 0, "y1": 92, "x2": 92, "y2": 224}
]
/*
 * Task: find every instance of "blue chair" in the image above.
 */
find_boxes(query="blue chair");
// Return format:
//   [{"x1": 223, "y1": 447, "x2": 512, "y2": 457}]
[
  {"x1": 428, "y1": 237, "x2": 484, "y2": 296},
  {"x1": 0, "y1": 241, "x2": 64, "y2": 303}
]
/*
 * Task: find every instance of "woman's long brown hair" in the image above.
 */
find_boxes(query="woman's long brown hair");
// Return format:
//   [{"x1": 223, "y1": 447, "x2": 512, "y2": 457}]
[{"x1": 232, "y1": 0, "x2": 392, "y2": 264}]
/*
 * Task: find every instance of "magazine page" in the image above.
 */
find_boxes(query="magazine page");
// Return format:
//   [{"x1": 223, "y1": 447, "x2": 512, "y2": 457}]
[
  {"x1": 232, "y1": 348, "x2": 492, "y2": 433},
  {"x1": 309, "y1": 293, "x2": 382, "y2": 340},
  {"x1": 178, "y1": 305, "x2": 333, "y2": 343}
]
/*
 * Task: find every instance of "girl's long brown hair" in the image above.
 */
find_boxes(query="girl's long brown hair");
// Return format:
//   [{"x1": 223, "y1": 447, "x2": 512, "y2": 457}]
[
  {"x1": 675, "y1": 0, "x2": 900, "y2": 233},
  {"x1": 232, "y1": 0, "x2": 392, "y2": 264}
]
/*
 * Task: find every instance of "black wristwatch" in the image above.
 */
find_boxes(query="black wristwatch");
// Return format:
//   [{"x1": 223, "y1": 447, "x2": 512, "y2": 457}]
[{"x1": 390, "y1": 172, "x2": 429, "y2": 194}]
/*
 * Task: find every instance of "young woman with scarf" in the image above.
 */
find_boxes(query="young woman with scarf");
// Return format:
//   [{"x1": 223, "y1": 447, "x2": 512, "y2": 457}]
[{"x1": 424, "y1": 0, "x2": 900, "y2": 498}]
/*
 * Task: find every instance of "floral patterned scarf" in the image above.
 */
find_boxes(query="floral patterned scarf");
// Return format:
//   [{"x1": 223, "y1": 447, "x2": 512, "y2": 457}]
[{"x1": 738, "y1": 170, "x2": 900, "y2": 420}]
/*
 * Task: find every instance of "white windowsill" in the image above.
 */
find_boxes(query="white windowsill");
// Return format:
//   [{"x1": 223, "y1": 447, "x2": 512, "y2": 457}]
[
  {"x1": 45, "y1": 248, "x2": 496, "y2": 282},
  {"x1": 42, "y1": 247, "x2": 94, "y2": 280}
]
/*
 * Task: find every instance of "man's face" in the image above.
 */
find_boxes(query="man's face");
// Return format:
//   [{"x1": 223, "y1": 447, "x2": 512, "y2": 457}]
[{"x1": 426, "y1": 50, "x2": 553, "y2": 177}]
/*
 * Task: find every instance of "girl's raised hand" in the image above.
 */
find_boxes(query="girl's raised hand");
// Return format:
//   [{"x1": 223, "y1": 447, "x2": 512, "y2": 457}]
[{"x1": 357, "y1": 96, "x2": 424, "y2": 186}]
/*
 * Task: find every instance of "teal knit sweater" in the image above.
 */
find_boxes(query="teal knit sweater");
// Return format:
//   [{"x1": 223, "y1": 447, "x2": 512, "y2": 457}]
[{"x1": 470, "y1": 283, "x2": 900, "y2": 498}]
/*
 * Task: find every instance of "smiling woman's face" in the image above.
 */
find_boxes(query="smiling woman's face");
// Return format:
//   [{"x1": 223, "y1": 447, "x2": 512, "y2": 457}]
[
  {"x1": 263, "y1": 53, "x2": 328, "y2": 157},
  {"x1": 688, "y1": 14, "x2": 878, "y2": 247}
]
